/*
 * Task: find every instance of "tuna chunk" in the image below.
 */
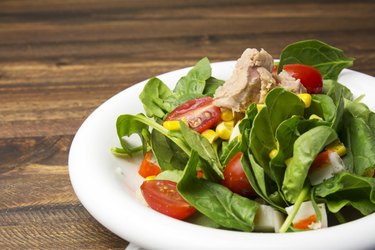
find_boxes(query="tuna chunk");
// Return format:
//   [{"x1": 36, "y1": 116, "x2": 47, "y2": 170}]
[
  {"x1": 274, "y1": 70, "x2": 307, "y2": 94},
  {"x1": 213, "y1": 48, "x2": 276, "y2": 112},
  {"x1": 213, "y1": 48, "x2": 307, "y2": 112}
]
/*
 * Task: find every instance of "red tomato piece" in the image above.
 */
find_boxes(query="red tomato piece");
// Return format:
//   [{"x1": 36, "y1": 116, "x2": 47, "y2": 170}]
[
  {"x1": 310, "y1": 150, "x2": 331, "y2": 171},
  {"x1": 274, "y1": 64, "x2": 323, "y2": 94},
  {"x1": 222, "y1": 152, "x2": 256, "y2": 197},
  {"x1": 293, "y1": 214, "x2": 317, "y2": 230},
  {"x1": 140, "y1": 180, "x2": 196, "y2": 220},
  {"x1": 138, "y1": 151, "x2": 161, "y2": 178},
  {"x1": 165, "y1": 96, "x2": 221, "y2": 133}
]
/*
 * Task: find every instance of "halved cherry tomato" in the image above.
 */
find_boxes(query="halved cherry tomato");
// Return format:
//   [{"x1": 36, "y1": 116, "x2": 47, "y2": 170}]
[
  {"x1": 165, "y1": 96, "x2": 221, "y2": 133},
  {"x1": 140, "y1": 180, "x2": 196, "y2": 220},
  {"x1": 138, "y1": 151, "x2": 161, "y2": 178},
  {"x1": 273, "y1": 64, "x2": 323, "y2": 94},
  {"x1": 222, "y1": 152, "x2": 256, "y2": 197}
]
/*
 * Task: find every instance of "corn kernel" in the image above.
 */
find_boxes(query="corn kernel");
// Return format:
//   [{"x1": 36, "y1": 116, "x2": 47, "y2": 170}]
[
  {"x1": 201, "y1": 129, "x2": 218, "y2": 143},
  {"x1": 216, "y1": 121, "x2": 234, "y2": 140},
  {"x1": 145, "y1": 175, "x2": 156, "y2": 181},
  {"x1": 221, "y1": 110, "x2": 234, "y2": 121},
  {"x1": 309, "y1": 114, "x2": 323, "y2": 120},
  {"x1": 325, "y1": 141, "x2": 347, "y2": 156},
  {"x1": 257, "y1": 104, "x2": 265, "y2": 112},
  {"x1": 285, "y1": 157, "x2": 293, "y2": 166},
  {"x1": 298, "y1": 93, "x2": 312, "y2": 108},
  {"x1": 365, "y1": 169, "x2": 375, "y2": 177},
  {"x1": 269, "y1": 149, "x2": 278, "y2": 159},
  {"x1": 163, "y1": 120, "x2": 181, "y2": 131}
]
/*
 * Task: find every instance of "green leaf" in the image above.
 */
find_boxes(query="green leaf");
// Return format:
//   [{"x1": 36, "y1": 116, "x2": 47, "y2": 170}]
[
  {"x1": 315, "y1": 172, "x2": 375, "y2": 215},
  {"x1": 179, "y1": 122, "x2": 223, "y2": 180},
  {"x1": 155, "y1": 169, "x2": 184, "y2": 182},
  {"x1": 116, "y1": 114, "x2": 150, "y2": 155},
  {"x1": 151, "y1": 129, "x2": 189, "y2": 171},
  {"x1": 305, "y1": 94, "x2": 336, "y2": 124},
  {"x1": 173, "y1": 57, "x2": 212, "y2": 97},
  {"x1": 282, "y1": 126, "x2": 338, "y2": 203},
  {"x1": 116, "y1": 114, "x2": 191, "y2": 156},
  {"x1": 203, "y1": 77, "x2": 225, "y2": 96},
  {"x1": 139, "y1": 78, "x2": 174, "y2": 119},
  {"x1": 177, "y1": 151, "x2": 259, "y2": 232},
  {"x1": 278, "y1": 40, "x2": 354, "y2": 80},
  {"x1": 341, "y1": 100, "x2": 375, "y2": 176}
]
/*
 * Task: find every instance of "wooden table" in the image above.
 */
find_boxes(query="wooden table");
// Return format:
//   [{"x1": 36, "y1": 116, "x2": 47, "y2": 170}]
[{"x1": 1, "y1": 0, "x2": 374, "y2": 249}]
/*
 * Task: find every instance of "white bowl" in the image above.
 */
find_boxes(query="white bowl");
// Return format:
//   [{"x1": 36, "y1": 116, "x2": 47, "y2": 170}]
[{"x1": 69, "y1": 61, "x2": 375, "y2": 250}]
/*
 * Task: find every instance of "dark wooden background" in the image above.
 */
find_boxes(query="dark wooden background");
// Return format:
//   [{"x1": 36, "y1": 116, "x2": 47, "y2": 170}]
[{"x1": 1, "y1": 0, "x2": 374, "y2": 249}]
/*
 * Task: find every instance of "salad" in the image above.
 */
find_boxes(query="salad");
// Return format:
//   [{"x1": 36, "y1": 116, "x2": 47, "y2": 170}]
[{"x1": 112, "y1": 40, "x2": 375, "y2": 233}]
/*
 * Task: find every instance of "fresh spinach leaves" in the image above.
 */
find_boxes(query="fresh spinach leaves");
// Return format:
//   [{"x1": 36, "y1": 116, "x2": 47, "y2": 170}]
[
  {"x1": 177, "y1": 151, "x2": 259, "y2": 232},
  {"x1": 278, "y1": 40, "x2": 354, "y2": 80}
]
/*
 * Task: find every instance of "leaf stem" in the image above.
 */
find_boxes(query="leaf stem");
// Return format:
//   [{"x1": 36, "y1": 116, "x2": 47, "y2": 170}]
[
  {"x1": 135, "y1": 115, "x2": 192, "y2": 155},
  {"x1": 279, "y1": 185, "x2": 310, "y2": 233}
]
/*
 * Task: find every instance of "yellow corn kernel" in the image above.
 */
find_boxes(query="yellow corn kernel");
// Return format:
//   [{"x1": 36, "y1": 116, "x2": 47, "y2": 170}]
[
  {"x1": 257, "y1": 104, "x2": 265, "y2": 112},
  {"x1": 298, "y1": 93, "x2": 312, "y2": 108},
  {"x1": 216, "y1": 121, "x2": 234, "y2": 140},
  {"x1": 221, "y1": 109, "x2": 234, "y2": 121},
  {"x1": 325, "y1": 141, "x2": 347, "y2": 156},
  {"x1": 201, "y1": 129, "x2": 218, "y2": 144},
  {"x1": 309, "y1": 114, "x2": 323, "y2": 120},
  {"x1": 269, "y1": 149, "x2": 278, "y2": 159},
  {"x1": 163, "y1": 120, "x2": 181, "y2": 131},
  {"x1": 145, "y1": 175, "x2": 156, "y2": 181},
  {"x1": 365, "y1": 169, "x2": 375, "y2": 177},
  {"x1": 284, "y1": 157, "x2": 293, "y2": 166}
]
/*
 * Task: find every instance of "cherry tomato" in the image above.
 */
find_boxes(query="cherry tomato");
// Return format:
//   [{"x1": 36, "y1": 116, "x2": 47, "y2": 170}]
[
  {"x1": 138, "y1": 151, "x2": 161, "y2": 178},
  {"x1": 222, "y1": 152, "x2": 256, "y2": 197},
  {"x1": 273, "y1": 64, "x2": 323, "y2": 94},
  {"x1": 140, "y1": 180, "x2": 196, "y2": 220},
  {"x1": 165, "y1": 96, "x2": 221, "y2": 133}
]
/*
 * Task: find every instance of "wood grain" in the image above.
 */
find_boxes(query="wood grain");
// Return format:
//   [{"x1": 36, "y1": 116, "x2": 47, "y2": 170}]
[{"x1": 0, "y1": 0, "x2": 374, "y2": 249}]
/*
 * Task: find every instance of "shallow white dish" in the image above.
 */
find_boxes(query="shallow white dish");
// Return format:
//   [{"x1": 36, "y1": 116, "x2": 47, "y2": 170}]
[{"x1": 69, "y1": 61, "x2": 375, "y2": 250}]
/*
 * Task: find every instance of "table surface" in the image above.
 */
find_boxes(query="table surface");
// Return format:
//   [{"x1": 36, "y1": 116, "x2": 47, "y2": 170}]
[{"x1": 1, "y1": 0, "x2": 374, "y2": 249}]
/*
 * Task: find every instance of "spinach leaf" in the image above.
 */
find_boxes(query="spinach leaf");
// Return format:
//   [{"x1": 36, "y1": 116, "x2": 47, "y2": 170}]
[
  {"x1": 305, "y1": 94, "x2": 336, "y2": 124},
  {"x1": 270, "y1": 116, "x2": 303, "y2": 187},
  {"x1": 315, "y1": 172, "x2": 375, "y2": 215},
  {"x1": 203, "y1": 77, "x2": 225, "y2": 96},
  {"x1": 116, "y1": 114, "x2": 150, "y2": 155},
  {"x1": 151, "y1": 129, "x2": 189, "y2": 171},
  {"x1": 116, "y1": 114, "x2": 191, "y2": 156},
  {"x1": 282, "y1": 126, "x2": 338, "y2": 203},
  {"x1": 155, "y1": 169, "x2": 184, "y2": 182},
  {"x1": 341, "y1": 100, "x2": 375, "y2": 176},
  {"x1": 243, "y1": 152, "x2": 286, "y2": 211},
  {"x1": 179, "y1": 122, "x2": 224, "y2": 180},
  {"x1": 177, "y1": 151, "x2": 259, "y2": 232},
  {"x1": 250, "y1": 107, "x2": 276, "y2": 177},
  {"x1": 265, "y1": 88, "x2": 305, "y2": 133},
  {"x1": 173, "y1": 57, "x2": 212, "y2": 98},
  {"x1": 249, "y1": 88, "x2": 304, "y2": 180},
  {"x1": 139, "y1": 58, "x2": 218, "y2": 119},
  {"x1": 139, "y1": 78, "x2": 174, "y2": 119},
  {"x1": 278, "y1": 40, "x2": 354, "y2": 80},
  {"x1": 323, "y1": 79, "x2": 353, "y2": 101},
  {"x1": 219, "y1": 137, "x2": 241, "y2": 165}
]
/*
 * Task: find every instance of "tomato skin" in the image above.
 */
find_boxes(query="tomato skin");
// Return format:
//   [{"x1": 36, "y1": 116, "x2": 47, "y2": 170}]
[
  {"x1": 274, "y1": 64, "x2": 323, "y2": 94},
  {"x1": 222, "y1": 152, "x2": 256, "y2": 197},
  {"x1": 140, "y1": 180, "x2": 196, "y2": 220},
  {"x1": 138, "y1": 151, "x2": 161, "y2": 178},
  {"x1": 165, "y1": 97, "x2": 221, "y2": 133}
]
